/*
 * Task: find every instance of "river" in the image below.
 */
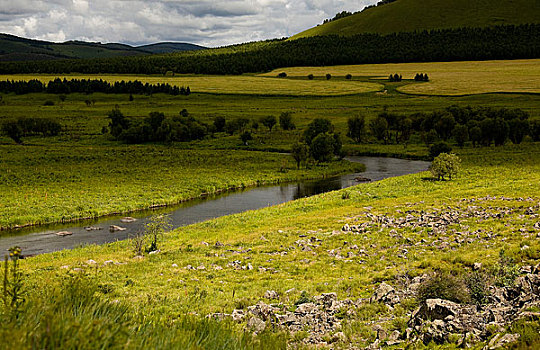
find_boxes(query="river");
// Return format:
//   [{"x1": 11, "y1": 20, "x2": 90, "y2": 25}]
[{"x1": 0, "y1": 156, "x2": 430, "y2": 256}]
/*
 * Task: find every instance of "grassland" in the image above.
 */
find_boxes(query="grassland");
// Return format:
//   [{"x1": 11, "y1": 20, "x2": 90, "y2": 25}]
[
  {"x1": 8, "y1": 142, "x2": 539, "y2": 348},
  {"x1": 0, "y1": 74, "x2": 383, "y2": 96},
  {"x1": 1, "y1": 63, "x2": 539, "y2": 229},
  {"x1": 0, "y1": 145, "x2": 362, "y2": 230},
  {"x1": 291, "y1": 0, "x2": 539, "y2": 39},
  {"x1": 261, "y1": 59, "x2": 540, "y2": 96}
]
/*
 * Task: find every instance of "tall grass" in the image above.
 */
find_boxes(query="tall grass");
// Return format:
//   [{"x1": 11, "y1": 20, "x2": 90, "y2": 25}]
[{"x1": 0, "y1": 273, "x2": 287, "y2": 349}]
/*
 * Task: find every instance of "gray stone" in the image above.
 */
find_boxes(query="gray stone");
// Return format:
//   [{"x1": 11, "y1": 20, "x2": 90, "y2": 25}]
[
  {"x1": 109, "y1": 225, "x2": 126, "y2": 232},
  {"x1": 264, "y1": 290, "x2": 279, "y2": 299},
  {"x1": 485, "y1": 333, "x2": 520, "y2": 349},
  {"x1": 246, "y1": 317, "x2": 266, "y2": 333}
]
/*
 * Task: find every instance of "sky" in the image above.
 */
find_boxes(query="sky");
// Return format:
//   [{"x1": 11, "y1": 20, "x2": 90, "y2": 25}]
[{"x1": 0, "y1": 0, "x2": 377, "y2": 47}]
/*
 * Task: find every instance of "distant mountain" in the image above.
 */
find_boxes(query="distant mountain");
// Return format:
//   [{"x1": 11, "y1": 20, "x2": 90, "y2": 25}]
[
  {"x1": 137, "y1": 42, "x2": 206, "y2": 54},
  {"x1": 292, "y1": 0, "x2": 540, "y2": 39},
  {"x1": 0, "y1": 33, "x2": 205, "y2": 61}
]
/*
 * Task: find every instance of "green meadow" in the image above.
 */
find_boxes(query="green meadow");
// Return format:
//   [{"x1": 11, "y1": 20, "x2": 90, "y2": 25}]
[
  {"x1": 1, "y1": 60, "x2": 540, "y2": 348},
  {"x1": 5, "y1": 142, "x2": 539, "y2": 349}
]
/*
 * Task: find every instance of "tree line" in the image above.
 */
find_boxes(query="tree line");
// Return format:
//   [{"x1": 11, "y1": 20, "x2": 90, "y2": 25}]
[
  {"x1": 107, "y1": 108, "x2": 207, "y2": 144},
  {"x1": 0, "y1": 78, "x2": 191, "y2": 96},
  {"x1": 0, "y1": 24, "x2": 538, "y2": 75},
  {"x1": 1, "y1": 117, "x2": 62, "y2": 144},
  {"x1": 347, "y1": 105, "x2": 539, "y2": 149}
]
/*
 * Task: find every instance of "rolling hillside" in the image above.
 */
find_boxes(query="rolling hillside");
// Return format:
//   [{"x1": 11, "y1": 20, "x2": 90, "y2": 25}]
[
  {"x1": 292, "y1": 0, "x2": 540, "y2": 39},
  {"x1": 0, "y1": 33, "x2": 205, "y2": 61}
]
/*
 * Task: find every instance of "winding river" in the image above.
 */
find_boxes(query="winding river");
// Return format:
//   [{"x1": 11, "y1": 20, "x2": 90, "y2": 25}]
[{"x1": 0, "y1": 156, "x2": 429, "y2": 256}]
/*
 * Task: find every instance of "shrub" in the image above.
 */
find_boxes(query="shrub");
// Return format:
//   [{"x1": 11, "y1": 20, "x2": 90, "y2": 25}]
[
  {"x1": 465, "y1": 271, "x2": 491, "y2": 305},
  {"x1": 326, "y1": 73, "x2": 332, "y2": 80},
  {"x1": 453, "y1": 124, "x2": 469, "y2": 147},
  {"x1": 2, "y1": 246, "x2": 25, "y2": 311},
  {"x1": 494, "y1": 250, "x2": 520, "y2": 287},
  {"x1": 279, "y1": 112, "x2": 295, "y2": 130},
  {"x1": 145, "y1": 215, "x2": 172, "y2": 253},
  {"x1": 508, "y1": 118, "x2": 529, "y2": 144},
  {"x1": 307, "y1": 74, "x2": 314, "y2": 80},
  {"x1": 277, "y1": 72, "x2": 287, "y2": 78},
  {"x1": 469, "y1": 126, "x2": 482, "y2": 147},
  {"x1": 417, "y1": 271, "x2": 469, "y2": 304},
  {"x1": 240, "y1": 131, "x2": 252, "y2": 146},
  {"x1": 429, "y1": 141, "x2": 452, "y2": 159},
  {"x1": 260, "y1": 115, "x2": 277, "y2": 131},
  {"x1": 2, "y1": 121, "x2": 23, "y2": 144},
  {"x1": 43, "y1": 100, "x2": 55, "y2": 106},
  {"x1": 388, "y1": 74, "x2": 402, "y2": 82},
  {"x1": 347, "y1": 115, "x2": 366, "y2": 143},
  {"x1": 310, "y1": 133, "x2": 335, "y2": 162},
  {"x1": 422, "y1": 129, "x2": 439, "y2": 146},
  {"x1": 213, "y1": 116, "x2": 226, "y2": 132},
  {"x1": 291, "y1": 142, "x2": 309, "y2": 169},
  {"x1": 304, "y1": 118, "x2": 334, "y2": 144},
  {"x1": 294, "y1": 291, "x2": 312, "y2": 306},
  {"x1": 429, "y1": 153, "x2": 461, "y2": 180},
  {"x1": 345, "y1": 74, "x2": 352, "y2": 80},
  {"x1": 369, "y1": 116, "x2": 389, "y2": 143}
]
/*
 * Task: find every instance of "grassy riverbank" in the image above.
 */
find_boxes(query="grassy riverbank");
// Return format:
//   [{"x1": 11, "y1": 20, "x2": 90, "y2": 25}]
[
  {"x1": 0, "y1": 145, "x2": 362, "y2": 229},
  {"x1": 4, "y1": 142, "x2": 538, "y2": 349}
]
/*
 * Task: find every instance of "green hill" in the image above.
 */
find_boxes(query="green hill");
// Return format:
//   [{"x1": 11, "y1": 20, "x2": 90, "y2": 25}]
[
  {"x1": 291, "y1": 0, "x2": 540, "y2": 39},
  {"x1": 0, "y1": 33, "x2": 205, "y2": 61}
]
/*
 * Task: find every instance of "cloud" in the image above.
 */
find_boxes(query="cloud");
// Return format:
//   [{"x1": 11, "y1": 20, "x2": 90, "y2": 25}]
[{"x1": 0, "y1": 0, "x2": 377, "y2": 47}]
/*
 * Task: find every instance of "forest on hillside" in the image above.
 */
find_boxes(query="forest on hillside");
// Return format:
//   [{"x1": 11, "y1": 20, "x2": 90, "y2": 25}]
[{"x1": 0, "y1": 24, "x2": 538, "y2": 75}]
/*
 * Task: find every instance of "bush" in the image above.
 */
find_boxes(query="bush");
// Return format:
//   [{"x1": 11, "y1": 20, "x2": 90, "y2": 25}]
[
  {"x1": 326, "y1": 73, "x2": 332, "y2": 80},
  {"x1": 508, "y1": 118, "x2": 529, "y2": 144},
  {"x1": 429, "y1": 141, "x2": 452, "y2": 159},
  {"x1": 2, "y1": 121, "x2": 23, "y2": 144},
  {"x1": 453, "y1": 124, "x2": 469, "y2": 147},
  {"x1": 369, "y1": 116, "x2": 389, "y2": 143},
  {"x1": 494, "y1": 250, "x2": 520, "y2": 287},
  {"x1": 43, "y1": 100, "x2": 55, "y2": 106},
  {"x1": 429, "y1": 153, "x2": 461, "y2": 180},
  {"x1": 213, "y1": 116, "x2": 226, "y2": 132},
  {"x1": 417, "y1": 271, "x2": 469, "y2": 304},
  {"x1": 310, "y1": 133, "x2": 336, "y2": 162},
  {"x1": 291, "y1": 142, "x2": 309, "y2": 169},
  {"x1": 307, "y1": 74, "x2": 314, "y2": 80},
  {"x1": 279, "y1": 112, "x2": 295, "y2": 130},
  {"x1": 260, "y1": 115, "x2": 277, "y2": 131},
  {"x1": 345, "y1": 74, "x2": 352, "y2": 80},
  {"x1": 277, "y1": 72, "x2": 287, "y2": 78},
  {"x1": 347, "y1": 115, "x2": 366, "y2": 143},
  {"x1": 465, "y1": 271, "x2": 491, "y2": 305},
  {"x1": 304, "y1": 118, "x2": 334, "y2": 145},
  {"x1": 240, "y1": 131, "x2": 252, "y2": 146}
]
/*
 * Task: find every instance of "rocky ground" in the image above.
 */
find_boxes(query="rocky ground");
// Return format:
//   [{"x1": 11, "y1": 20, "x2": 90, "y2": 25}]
[{"x1": 209, "y1": 263, "x2": 540, "y2": 349}]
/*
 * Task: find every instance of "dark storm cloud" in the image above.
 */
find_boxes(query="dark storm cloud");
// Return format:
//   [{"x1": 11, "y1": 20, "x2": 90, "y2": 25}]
[{"x1": 0, "y1": 0, "x2": 376, "y2": 46}]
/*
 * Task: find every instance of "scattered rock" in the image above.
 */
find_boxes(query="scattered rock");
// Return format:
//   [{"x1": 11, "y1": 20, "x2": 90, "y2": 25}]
[
  {"x1": 370, "y1": 282, "x2": 400, "y2": 306},
  {"x1": 56, "y1": 231, "x2": 73, "y2": 236},
  {"x1": 109, "y1": 225, "x2": 126, "y2": 232},
  {"x1": 84, "y1": 226, "x2": 102, "y2": 231},
  {"x1": 484, "y1": 333, "x2": 520, "y2": 349},
  {"x1": 247, "y1": 316, "x2": 266, "y2": 333},
  {"x1": 120, "y1": 217, "x2": 137, "y2": 223},
  {"x1": 264, "y1": 290, "x2": 279, "y2": 300}
]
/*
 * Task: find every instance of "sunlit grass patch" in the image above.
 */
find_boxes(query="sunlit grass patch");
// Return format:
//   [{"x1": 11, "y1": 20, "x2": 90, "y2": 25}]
[{"x1": 261, "y1": 59, "x2": 540, "y2": 96}]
